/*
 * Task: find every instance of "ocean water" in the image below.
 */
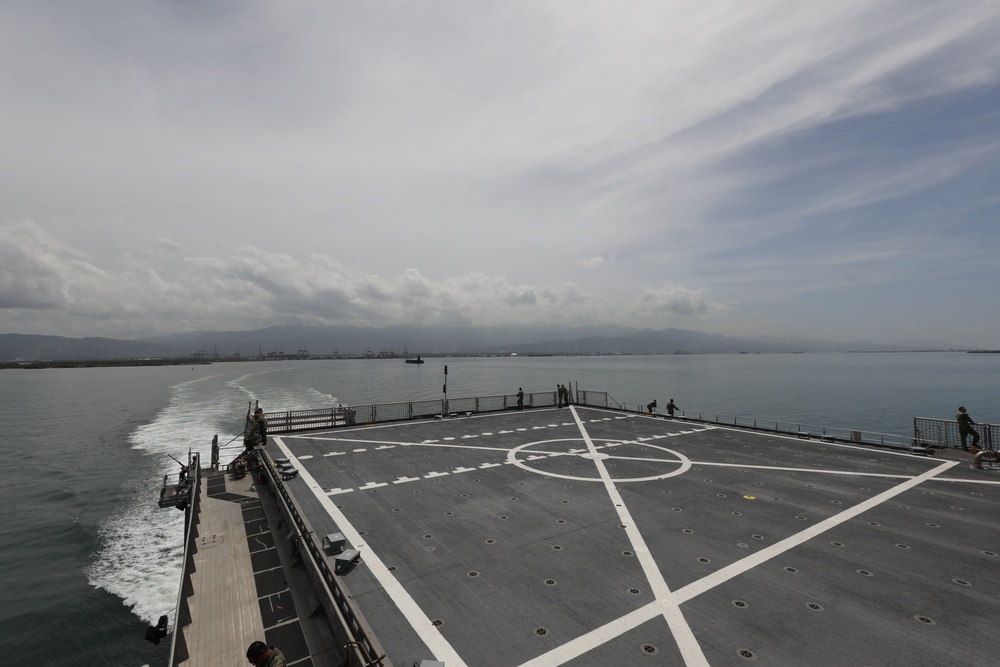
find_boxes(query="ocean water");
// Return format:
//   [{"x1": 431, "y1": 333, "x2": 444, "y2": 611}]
[{"x1": 0, "y1": 352, "x2": 994, "y2": 665}]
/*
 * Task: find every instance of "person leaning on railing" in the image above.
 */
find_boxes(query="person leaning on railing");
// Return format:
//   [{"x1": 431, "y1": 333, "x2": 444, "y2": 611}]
[{"x1": 956, "y1": 407, "x2": 980, "y2": 451}]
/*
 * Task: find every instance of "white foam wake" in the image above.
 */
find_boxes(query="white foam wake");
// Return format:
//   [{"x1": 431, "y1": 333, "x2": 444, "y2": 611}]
[{"x1": 86, "y1": 373, "x2": 242, "y2": 625}]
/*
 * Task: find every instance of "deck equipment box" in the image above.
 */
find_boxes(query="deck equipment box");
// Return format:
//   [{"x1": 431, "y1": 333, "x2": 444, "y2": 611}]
[
  {"x1": 323, "y1": 532, "x2": 346, "y2": 554},
  {"x1": 335, "y1": 548, "x2": 360, "y2": 574}
]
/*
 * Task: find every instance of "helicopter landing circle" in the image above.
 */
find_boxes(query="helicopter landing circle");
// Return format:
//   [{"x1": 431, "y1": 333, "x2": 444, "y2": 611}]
[{"x1": 506, "y1": 438, "x2": 693, "y2": 483}]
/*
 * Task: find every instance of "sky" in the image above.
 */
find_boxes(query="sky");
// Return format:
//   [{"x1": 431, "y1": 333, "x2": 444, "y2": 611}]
[{"x1": 2, "y1": 1, "x2": 999, "y2": 348}]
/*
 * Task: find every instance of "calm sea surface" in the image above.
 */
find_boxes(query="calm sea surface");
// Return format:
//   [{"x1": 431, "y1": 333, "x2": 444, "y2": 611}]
[{"x1": 0, "y1": 352, "x2": 995, "y2": 665}]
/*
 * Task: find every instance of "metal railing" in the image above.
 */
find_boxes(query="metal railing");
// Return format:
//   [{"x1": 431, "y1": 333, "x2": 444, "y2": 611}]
[
  {"x1": 913, "y1": 417, "x2": 996, "y2": 450},
  {"x1": 589, "y1": 390, "x2": 915, "y2": 449},
  {"x1": 266, "y1": 406, "x2": 354, "y2": 432},
  {"x1": 264, "y1": 390, "x2": 563, "y2": 430},
  {"x1": 263, "y1": 388, "x2": 919, "y2": 450},
  {"x1": 674, "y1": 411, "x2": 913, "y2": 448},
  {"x1": 167, "y1": 453, "x2": 201, "y2": 667}
]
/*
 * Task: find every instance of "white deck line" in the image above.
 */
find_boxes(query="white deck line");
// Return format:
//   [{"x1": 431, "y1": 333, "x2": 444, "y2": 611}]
[
  {"x1": 517, "y1": 449, "x2": 959, "y2": 667},
  {"x1": 655, "y1": 458, "x2": 926, "y2": 479},
  {"x1": 924, "y1": 476, "x2": 1000, "y2": 486},
  {"x1": 515, "y1": 603, "x2": 662, "y2": 667},
  {"x1": 273, "y1": 436, "x2": 469, "y2": 667},
  {"x1": 670, "y1": 457, "x2": 959, "y2": 605},
  {"x1": 522, "y1": 405, "x2": 709, "y2": 667}
]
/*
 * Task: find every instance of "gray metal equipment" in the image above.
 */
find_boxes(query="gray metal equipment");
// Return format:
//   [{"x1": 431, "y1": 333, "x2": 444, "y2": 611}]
[{"x1": 335, "y1": 548, "x2": 360, "y2": 574}]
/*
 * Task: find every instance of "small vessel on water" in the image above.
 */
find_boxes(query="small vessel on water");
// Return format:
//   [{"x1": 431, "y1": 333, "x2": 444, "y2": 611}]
[
  {"x1": 156, "y1": 389, "x2": 999, "y2": 666},
  {"x1": 404, "y1": 355, "x2": 424, "y2": 364}
]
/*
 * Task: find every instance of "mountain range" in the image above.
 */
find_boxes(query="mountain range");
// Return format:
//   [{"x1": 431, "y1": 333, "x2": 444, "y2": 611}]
[{"x1": 0, "y1": 325, "x2": 952, "y2": 362}]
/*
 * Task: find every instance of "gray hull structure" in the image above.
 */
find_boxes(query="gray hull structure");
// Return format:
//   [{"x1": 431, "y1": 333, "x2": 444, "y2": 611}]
[{"x1": 165, "y1": 402, "x2": 1000, "y2": 666}]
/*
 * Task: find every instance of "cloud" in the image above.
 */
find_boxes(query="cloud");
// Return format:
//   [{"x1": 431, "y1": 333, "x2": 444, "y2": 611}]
[
  {"x1": 0, "y1": 221, "x2": 69, "y2": 309},
  {"x1": 578, "y1": 255, "x2": 609, "y2": 269},
  {"x1": 633, "y1": 283, "x2": 727, "y2": 319},
  {"x1": 0, "y1": 217, "x2": 730, "y2": 337},
  {"x1": 1, "y1": 2, "x2": 999, "y2": 347},
  {"x1": 0, "y1": 221, "x2": 643, "y2": 335}
]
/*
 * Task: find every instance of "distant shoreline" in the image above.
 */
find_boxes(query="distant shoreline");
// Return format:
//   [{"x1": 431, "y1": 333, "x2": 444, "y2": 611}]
[
  {"x1": 0, "y1": 359, "x2": 215, "y2": 369},
  {"x1": 2, "y1": 348, "x2": 985, "y2": 369}
]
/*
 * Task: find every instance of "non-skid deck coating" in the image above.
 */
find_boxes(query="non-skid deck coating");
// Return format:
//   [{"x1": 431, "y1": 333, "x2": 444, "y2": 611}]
[{"x1": 273, "y1": 406, "x2": 1000, "y2": 667}]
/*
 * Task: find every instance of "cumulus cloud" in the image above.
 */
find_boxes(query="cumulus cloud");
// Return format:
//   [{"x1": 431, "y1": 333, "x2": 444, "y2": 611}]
[
  {"x1": 0, "y1": 220, "x2": 652, "y2": 335},
  {"x1": 633, "y1": 283, "x2": 726, "y2": 320},
  {"x1": 0, "y1": 221, "x2": 69, "y2": 309}
]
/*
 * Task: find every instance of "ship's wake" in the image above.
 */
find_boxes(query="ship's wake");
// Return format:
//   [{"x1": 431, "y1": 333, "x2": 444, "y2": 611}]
[{"x1": 85, "y1": 374, "x2": 244, "y2": 625}]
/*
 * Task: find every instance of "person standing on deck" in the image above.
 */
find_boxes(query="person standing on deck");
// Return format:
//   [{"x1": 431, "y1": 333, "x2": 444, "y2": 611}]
[
  {"x1": 956, "y1": 407, "x2": 980, "y2": 450},
  {"x1": 244, "y1": 413, "x2": 259, "y2": 449},
  {"x1": 254, "y1": 408, "x2": 268, "y2": 446},
  {"x1": 666, "y1": 399, "x2": 679, "y2": 418},
  {"x1": 517, "y1": 388, "x2": 524, "y2": 409},
  {"x1": 246, "y1": 641, "x2": 285, "y2": 666}
]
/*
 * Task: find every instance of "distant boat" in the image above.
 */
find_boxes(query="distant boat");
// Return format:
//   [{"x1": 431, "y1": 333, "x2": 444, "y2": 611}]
[{"x1": 405, "y1": 355, "x2": 424, "y2": 364}]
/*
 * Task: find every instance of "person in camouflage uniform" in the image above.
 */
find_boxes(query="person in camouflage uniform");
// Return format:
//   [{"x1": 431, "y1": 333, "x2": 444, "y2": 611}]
[
  {"x1": 246, "y1": 641, "x2": 286, "y2": 667},
  {"x1": 254, "y1": 408, "x2": 268, "y2": 446}
]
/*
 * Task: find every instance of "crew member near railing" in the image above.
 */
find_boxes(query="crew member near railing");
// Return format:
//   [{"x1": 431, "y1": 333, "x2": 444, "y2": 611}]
[
  {"x1": 956, "y1": 406, "x2": 980, "y2": 451},
  {"x1": 254, "y1": 407, "x2": 268, "y2": 446}
]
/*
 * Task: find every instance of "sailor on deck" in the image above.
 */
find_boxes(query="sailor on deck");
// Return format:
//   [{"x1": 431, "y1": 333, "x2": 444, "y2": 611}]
[
  {"x1": 246, "y1": 641, "x2": 285, "y2": 667},
  {"x1": 956, "y1": 407, "x2": 980, "y2": 450},
  {"x1": 254, "y1": 408, "x2": 268, "y2": 446}
]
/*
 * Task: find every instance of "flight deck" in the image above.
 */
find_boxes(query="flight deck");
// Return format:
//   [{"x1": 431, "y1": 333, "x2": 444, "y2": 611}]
[{"x1": 265, "y1": 405, "x2": 999, "y2": 666}]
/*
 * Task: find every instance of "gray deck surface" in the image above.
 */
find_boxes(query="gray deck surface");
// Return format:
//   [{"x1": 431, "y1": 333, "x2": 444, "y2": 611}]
[{"x1": 270, "y1": 405, "x2": 1000, "y2": 667}]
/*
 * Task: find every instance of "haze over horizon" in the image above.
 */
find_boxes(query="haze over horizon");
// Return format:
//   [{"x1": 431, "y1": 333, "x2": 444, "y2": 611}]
[{"x1": 2, "y1": 2, "x2": 999, "y2": 349}]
